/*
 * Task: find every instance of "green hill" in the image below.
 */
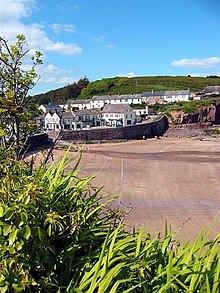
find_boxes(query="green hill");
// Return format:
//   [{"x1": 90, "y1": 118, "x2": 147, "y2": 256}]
[{"x1": 34, "y1": 75, "x2": 220, "y2": 104}]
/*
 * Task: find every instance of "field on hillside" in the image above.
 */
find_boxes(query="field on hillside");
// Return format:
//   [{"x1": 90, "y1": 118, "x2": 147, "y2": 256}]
[
  {"x1": 35, "y1": 75, "x2": 220, "y2": 103},
  {"x1": 34, "y1": 136, "x2": 220, "y2": 241}
]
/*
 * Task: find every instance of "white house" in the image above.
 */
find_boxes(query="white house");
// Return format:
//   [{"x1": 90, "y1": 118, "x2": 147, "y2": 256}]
[
  {"x1": 44, "y1": 112, "x2": 62, "y2": 131},
  {"x1": 163, "y1": 90, "x2": 191, "y2": 103},
  {"x1": 141, "y1": 90, "x2": 191, "y2": 104},
  {"x1": 204, "y1": 86, "x2": 220, "y2": 95},
  {"x1": 133, "y1": 106, "x2": 149, "y2": 117},
  {"x1": 90, "y1": 94, "x2": 142, "y2": 109},
  {"x1": 101, "y1": 104, "x2": 136, "y2": 127},
  {"x1": 44, "y1": 109, "x2": 102, "y2": 131},
  {"x1": 45, "y1": 111, "x2": 78, "y2": 131},
  {"x1": 73, "y1": 109, "x2": 102, "y2": 129},
  {"x1": 38, "y1": 102, "x2": 66, "y2": 113},
  {"x1": 65, "y1": 99, "x2": 92, "y2": 110}
]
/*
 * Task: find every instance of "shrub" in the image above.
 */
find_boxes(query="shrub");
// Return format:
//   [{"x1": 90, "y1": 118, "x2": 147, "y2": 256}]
[{"x1": 0, "y1": 149, "x2": 119, "y2": 292}]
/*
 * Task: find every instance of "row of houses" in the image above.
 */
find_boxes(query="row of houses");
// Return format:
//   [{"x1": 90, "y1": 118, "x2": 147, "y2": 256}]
[
  {"x1": 71, "y1": 90, "x2": 192, "y2": 108},
  {"x1": 42, "y1": 103, "x2": 141, "y2": 131},
  {"x1": 38, "y1": 86, "x2": 220, "y2": 131},
  {"x1": 39, "y1": 86, "x2": 220, "y2": 116},
  {"x1": 67, "y1": 90, "x2": 192, "y2": 109},
  {"x1": 39, "y1": 90, "x2": 192, "y2": 114}
]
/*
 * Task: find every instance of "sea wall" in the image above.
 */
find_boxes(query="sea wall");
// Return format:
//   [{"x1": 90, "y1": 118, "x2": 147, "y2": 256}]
[
  {"x1": 25, "y1": 133, "x2": 51, "y2": 152},
  {"x1": 48, "y1": 115, "x2": 168, "y2": 141}
]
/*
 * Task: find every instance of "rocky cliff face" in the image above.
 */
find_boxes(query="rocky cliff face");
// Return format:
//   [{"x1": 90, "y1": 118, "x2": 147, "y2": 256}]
[{"x1": 168, "y1": 103, "x2": 220, "y2": 124}]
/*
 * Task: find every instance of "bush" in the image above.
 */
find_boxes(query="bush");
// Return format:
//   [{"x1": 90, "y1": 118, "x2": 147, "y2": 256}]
[{"x1": 0, "y1": 150, "x2": 119, "y2": 292}]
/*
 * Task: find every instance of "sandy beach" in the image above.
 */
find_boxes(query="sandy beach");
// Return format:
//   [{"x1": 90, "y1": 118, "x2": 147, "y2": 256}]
[{"x1": 33, "y1": 136, "x2": 220, "y2": 241}]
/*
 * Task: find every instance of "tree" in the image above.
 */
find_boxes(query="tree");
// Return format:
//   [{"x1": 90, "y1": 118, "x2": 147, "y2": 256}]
[{"x1": 0, "y1": 34, "x2": 42, "y2": 159}]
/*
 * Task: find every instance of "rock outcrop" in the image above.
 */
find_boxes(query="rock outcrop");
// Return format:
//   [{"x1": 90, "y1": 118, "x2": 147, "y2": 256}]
[{"x1": 168, "y1": 103, "x2": 220, "y2": 124}]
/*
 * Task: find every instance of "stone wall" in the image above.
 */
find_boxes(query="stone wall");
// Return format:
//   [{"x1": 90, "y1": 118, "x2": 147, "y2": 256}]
[
  {"x1": 25, "y1": 133, "x2": 51, "y2": 152},
  {"x1": 48, "y1": 115, "x2": 168, "y2": 141}
]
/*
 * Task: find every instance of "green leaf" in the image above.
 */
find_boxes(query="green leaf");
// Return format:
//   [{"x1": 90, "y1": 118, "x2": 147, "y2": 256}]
[
  {"x1": 12, "y1": 283, "x2": 25, "y2": 292},
  {"x1": 38, "y1": 227, "x2": 47, "y2": 242},
  {"x1": 9, "y1": 247, "x2": 16, "y2": 254},
  {"x1": 0, "y1": 236, "x2": 6, "y2": 244},
  {"x1": 0, "y1": 284, "x2": 8, "y2": 293},
  {"x1": 22, "y1": 225, "x2": 31, "y2": 240},
  {"x1": 8, "y1": 229, "x2": 18, "y2": 246},
  {"x1": 0, "y1": 207, "x2": 4, "y2": 218},
  {"x1": 3, "y1": 224, "x2": 11, "y2": 236},
  {"x1": 4, "y1": 209, "x2": 13, "y2": 220},
  {"x1": 20, "y1": 212, "x2": 28, "y2": 223}
]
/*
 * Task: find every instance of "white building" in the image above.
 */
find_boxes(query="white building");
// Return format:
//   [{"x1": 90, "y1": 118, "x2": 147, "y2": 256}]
[
  {"x1": 44, "y1": 112, "x2": 62, "y2": 131},
  {"x1": 141, "y1": 90, "x2": 191, "y2": 105},
  {"x1": 90, "y1": 94, "x2": 142, "y2": 109},
  {"x1": 38, "y1": 102, "x2": 66, "y2": 113},
  {"x1": 133, "y1": 106, "x2": 149, "y2": 117},
  {"x1": 101, "y1": 104, "x2": 136, "y2": 127},
  {"x1": 204, "y1": 86, "x2": 220, "y2": 95},
  {"x1": 163, "y1": 90, "x2": 191, "y2": 103},
  {"x1": 44, "y1": 109, "x2": 102, "y2": 131},
  {"x1": 65, "y1": 99, "x2": 92, "y2": 110}
]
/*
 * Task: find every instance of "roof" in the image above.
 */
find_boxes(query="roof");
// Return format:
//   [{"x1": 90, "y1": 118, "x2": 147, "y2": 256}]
[
  {"x1": 39, "y1": 102, "x2": 65, "y2": 110},
  {"x1": 142, "y1": 91, "x2": 165, "y2": 97},
  {"x1": 205, "y1": 86, "x2": 220, "y2": 93},
  {"x1": 61, "y1": 111, "x2": 75, "y2": 118},
  {"x1": 164, "y1": 90, "x2": 190, "y2": 95},
  {"x1": 91, "y1": 94, "x2": 142, "y2": 101},
  {"x1": 70, "y1": 99, "x2": 91, "y2": 105},
  {"x1": 101, "y1": 104, "x2": 130, "y2": 113},
  {"x1": 75, "y1": 108, "x2": 101, "y2": 115},
  {"x1": 142, "y1": 90, "x2": 190, "y2": 97}
]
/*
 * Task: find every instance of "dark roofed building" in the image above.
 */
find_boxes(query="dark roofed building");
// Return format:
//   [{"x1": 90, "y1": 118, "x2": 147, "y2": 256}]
[
  {"x1": 38, "y1": 102, "x2": 66, "y2": 113},
  {"x1": 204, "y1": 86, "x2": 220, "y2": 94}
]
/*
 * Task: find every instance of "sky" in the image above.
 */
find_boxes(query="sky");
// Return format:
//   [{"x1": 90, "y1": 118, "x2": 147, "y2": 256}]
[{"x1": 1, "y1": 0, "x2": 220, "y2": 95}]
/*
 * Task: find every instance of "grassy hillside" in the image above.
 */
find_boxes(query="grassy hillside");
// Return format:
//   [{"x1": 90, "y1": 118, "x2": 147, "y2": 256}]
[
  {"x1": 78, "y1": 76, "x2": 220, "y2": 99},
  {"x1": 34, "y1": 75, "x2": 220, "y2": 103}
]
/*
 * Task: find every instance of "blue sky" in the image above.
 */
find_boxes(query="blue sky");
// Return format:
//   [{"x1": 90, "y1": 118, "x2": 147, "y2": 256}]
[{"x1": 1, "y1": 0, "x2": 220, "y2": 95}]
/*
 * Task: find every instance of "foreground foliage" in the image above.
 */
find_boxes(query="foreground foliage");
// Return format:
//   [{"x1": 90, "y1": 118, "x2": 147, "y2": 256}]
[
  {"x1": 0, "y1": 150, "x2": 219, "y2": 292},
  {"x1": 0, "y1": 35, "x2": 42, "y2": 159}
]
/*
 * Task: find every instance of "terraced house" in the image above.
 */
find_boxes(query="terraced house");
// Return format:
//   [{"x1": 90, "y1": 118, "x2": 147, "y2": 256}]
[
  {"x1": 101, "y1": 104, "x2": 136, "y2": 127},
  {"x1": 44, "y1": 104, "x2": 137, "y2": 130},
  {"x1": 142, "y1": 90, "x2": 191, "y2": 104},
  {"x1": 44, "y1": 109, "x2": 102, "y2": 131}
]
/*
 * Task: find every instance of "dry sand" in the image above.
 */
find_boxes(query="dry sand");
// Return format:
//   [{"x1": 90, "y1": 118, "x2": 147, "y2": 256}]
[{"x1": 33, "y1": 136, "x2": 220, "y2": 241}]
